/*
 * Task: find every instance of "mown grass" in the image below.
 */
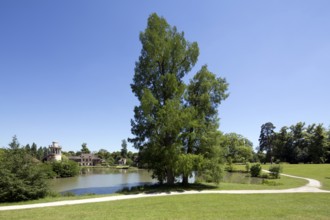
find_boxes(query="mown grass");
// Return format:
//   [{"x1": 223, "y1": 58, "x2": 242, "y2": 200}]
[
  {"x1": 262, "y1": 164, "x2": 330, "y2": 190},
  {"x1": 1, "y1": 194, "x2": 329, "y2": 220}
]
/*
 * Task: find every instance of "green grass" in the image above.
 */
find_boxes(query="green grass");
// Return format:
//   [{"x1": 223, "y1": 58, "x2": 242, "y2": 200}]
[
  {"x1": 0, "y1": 163, "x2": 329, "y2": 220},
  {"x1": 262, "y1": 164, "x2": 330, "y2": 190},
  {"x1": 0, "y1": 193, "x2": 118, "y2": 207},
  {"x1": 1, "y1": 194, "x2": 329, "y2": 220},
  {"x1": 217, "y1": 174, "x2": 307, "y2": 190}
]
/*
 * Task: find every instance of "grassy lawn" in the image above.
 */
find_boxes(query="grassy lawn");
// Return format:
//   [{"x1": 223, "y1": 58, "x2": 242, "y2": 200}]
[
  {"x1": 1, "y1": 194, "x2": 329, "y2": 220},
  {"x1": 0, "y1": 164, "x2": 329, "y2": 220},
  {"x1": 217, "y1": 174, "x2": 307, "y2": 190},
  {"x1": 262, "y1": 164, "x2": 330, "y2": 190}
]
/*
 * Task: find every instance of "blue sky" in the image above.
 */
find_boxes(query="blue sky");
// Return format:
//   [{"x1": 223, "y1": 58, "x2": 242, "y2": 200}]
[{"x1": 1, "y1": 0, "x2": 329, "y2": 152}]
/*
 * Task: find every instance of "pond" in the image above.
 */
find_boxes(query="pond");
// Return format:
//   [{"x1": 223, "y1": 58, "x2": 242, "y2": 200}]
[
  {"x1": 50, "y1": 168, "x2": 157, "y2": 195},
  {"x1": 51, "y1": 168, "x2": 262, "y2": 195}
]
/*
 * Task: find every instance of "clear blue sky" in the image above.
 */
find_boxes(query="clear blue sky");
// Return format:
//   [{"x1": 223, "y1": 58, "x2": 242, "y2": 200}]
[{"x1": 1, "y1": 0, "x2": 329, "y2": 152}]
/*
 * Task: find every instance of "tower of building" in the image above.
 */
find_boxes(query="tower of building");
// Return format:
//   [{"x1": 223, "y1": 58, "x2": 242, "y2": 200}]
[{"x1": 48, "y1": 141, "x2": 62, "y2": 161}]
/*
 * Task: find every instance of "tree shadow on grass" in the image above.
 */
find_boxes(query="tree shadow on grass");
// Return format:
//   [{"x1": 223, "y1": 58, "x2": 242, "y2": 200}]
[{"x1": 117, "y1": 183, "x2": 218, "y2": 195}]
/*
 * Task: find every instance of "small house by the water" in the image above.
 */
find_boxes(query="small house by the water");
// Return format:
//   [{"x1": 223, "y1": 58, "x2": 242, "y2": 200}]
[{"x1": 69, "y1": 154, "x2": 102, "y2": 166}]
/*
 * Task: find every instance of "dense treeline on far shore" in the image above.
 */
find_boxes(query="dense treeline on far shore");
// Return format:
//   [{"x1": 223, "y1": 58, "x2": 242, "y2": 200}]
[
  {"x1": 0, "y1": 136, "x2": 138, "y2": 202},
  {"x1": 258, "y1": 122, "x2": 330, "y2": 164}
]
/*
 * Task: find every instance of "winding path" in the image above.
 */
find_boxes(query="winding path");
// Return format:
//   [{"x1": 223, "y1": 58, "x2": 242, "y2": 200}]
[{"x1": 1, "y1": 172, "x2": 329, "y2": 211}]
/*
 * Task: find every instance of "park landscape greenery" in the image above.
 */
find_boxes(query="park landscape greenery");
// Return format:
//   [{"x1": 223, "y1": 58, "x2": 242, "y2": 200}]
[{"x1": 0, "y1": 12, "x2": 330, "y2": 219}]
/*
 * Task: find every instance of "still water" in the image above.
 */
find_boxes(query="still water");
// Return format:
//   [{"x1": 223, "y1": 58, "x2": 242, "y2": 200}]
[
  {"x1": 51, "y1": 168, "x2": 156, "y2": 195},
  {"x1": 51, "y1": 168, "x2": 262, "y2": 195}
]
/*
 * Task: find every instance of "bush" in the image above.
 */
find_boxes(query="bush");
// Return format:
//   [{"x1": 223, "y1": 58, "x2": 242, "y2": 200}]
[
  {"x1": 260, "y1": 173, "x2": 270, "y2": 179},
  {"x1": 250, "y1": 163, "x2": 262, "y2": 177},
  {"x1": 51, "y1": 160, "x2": 80, "y2": 178},
  {"x1": 0, "y1": 147, "x2": 49, "y2": 202},
  {"x1": 269, "y1": 164, "x2": 283, "y2": 179}
]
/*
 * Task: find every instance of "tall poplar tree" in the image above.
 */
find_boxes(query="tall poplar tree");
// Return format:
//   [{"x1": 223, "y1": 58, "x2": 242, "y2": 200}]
[
  {"x1": 130, "y1": 13, "x2": 228, "y2": 185},
  {"x1": 130, "y1": 13, "x2": 198, "y2": 184},
  {"x1": 259, "y1": 122, "x2": 276, "y2": 163}
]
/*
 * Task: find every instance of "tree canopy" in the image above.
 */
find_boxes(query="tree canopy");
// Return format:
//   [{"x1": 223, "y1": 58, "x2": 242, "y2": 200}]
[
  {"x1": 130, "y1": 13, "x2": 228, "y2": 185},
  {"x1": 259, "y1": 122, "x2": 330, "y2": 164},
  {"x1": 0, "y1": 137, "x2": 49, "y2": 202}
]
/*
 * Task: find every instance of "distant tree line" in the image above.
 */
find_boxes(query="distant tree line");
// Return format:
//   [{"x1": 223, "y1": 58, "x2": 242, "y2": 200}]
[
  {"x1": 258, "y1": 122, "x2": 330, "y2": 164},
  {"x1": 62, "y1": 140, "x2": 139, "y2": 167},
  {"x1": 0, "y1": 136, "x2": 140, "y2": 203}
]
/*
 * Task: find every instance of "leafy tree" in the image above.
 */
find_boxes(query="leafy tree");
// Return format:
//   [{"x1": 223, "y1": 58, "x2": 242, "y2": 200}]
[
  {"x1": 259, "y1": 122, "x2": 276, "y2": 163},
  {"x1": 182, "y1": 66, "x2": 228, "y2": 184},
  {"x1": 130, "y1": 13, "x2": 228, "y2": 185},
  {"x1": 0, "y1": 137, "x2": 49, "y2": 202},
  {"x1": 250, "y1": 163, "x2": 262, "y2": 177},
  {"x1": 81, "y1": 143, "x2": 91, "y2": 154},
  {"x1": 51, "y1": 160, "x2": 79, "y2": 178},
  {"x1": 31, "y1": 142, "x2": 38, "y2": 157},
  {"x1": 220, "y1": 133, "x2": 253, "y2": 163},
  {"x1": 130, "y1": 13, "x2": 199, "y2": 184},
  {"x1": 25, "y1": 144, "x2": 31, "y2": 154},
  {"x1": 273, "y1": 126, "x2": 290, "y2": 162},
  {"x1": 308, "y1": 124, "x2": 327, "y2": 163},
  {"x1": 121, "y1": 139, "x2": 128, "y2": 158},
  {"x1": 37, "y1": 146, "x2": 44, "y2": 161},
  {"x1": 289, "y1": 122, "x2": 307, "y2": 163},
  {"x1": 9, "y1": 135, "x2": 20, "y2": 149}
]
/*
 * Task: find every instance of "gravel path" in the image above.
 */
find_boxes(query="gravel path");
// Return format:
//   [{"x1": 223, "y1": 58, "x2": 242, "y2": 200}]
[{"x1": 1, "y1": 172, "x2": 329, "y2": 211}]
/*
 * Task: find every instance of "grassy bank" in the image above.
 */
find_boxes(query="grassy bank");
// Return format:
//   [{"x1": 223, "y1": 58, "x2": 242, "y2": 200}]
[
  {"x1": 262, "y1": 164, "x2": 330, "y2": 190},
  {"x1": 1, "y1": 194, "x2": 329, "y2": 220}
]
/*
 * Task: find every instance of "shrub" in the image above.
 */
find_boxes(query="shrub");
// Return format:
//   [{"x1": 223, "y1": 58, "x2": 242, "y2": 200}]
[
  {"x1": 269, "y1": 164, "x2": 283, "y2": 179},
  {"x1": 250, "y1": 163, "x2": 262, "y2": 177},
  {"x1": 0, "y1": 147, "x2": 49, "y2": 202},
  {"x1": 51, "y1": 160, "x2": 80, "y2": 178},
  {"x1": 260, "y1": 173, "x2": 270, "y2": 179}
]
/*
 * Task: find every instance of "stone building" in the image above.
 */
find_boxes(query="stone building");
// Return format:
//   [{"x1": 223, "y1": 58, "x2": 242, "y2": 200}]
[
  {"x1": 46, "y1": 141, "x2": 62, "y2": 161},
  {"x1": 69, "y1": 154, "x2": 102, "y2": 166}
]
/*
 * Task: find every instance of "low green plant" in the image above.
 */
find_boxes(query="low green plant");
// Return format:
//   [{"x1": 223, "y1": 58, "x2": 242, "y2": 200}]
[
  {"x1": 260, "y1": 173, "x2": 270, "y2": 179},
  {"x1": 269, "y1": 164, "x2": 283, "y2": 179},
  {"x1": 262, "y1": 179, "x2": 282, "y2": 186},
  {"x1": 250, "y1": 163, "x2": 262, "y2": 177}
]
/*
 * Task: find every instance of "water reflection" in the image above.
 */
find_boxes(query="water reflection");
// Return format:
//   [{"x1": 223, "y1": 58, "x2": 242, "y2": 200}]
[
  {"x1": 51, "y1": 169, "x2": 262, "y2": 195},
  {"x1": 51, "y1": 168, "x2": 156, "y2": 195}
]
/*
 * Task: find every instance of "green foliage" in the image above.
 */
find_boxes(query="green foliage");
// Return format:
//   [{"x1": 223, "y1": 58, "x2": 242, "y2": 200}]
[
  {"x1": 81, "y1": 143, "x2": 90, "y2": 154},
  {"x1": 51, "y1": 160, "x2": 79, "y2": 178},
  {"x1": 0, "y1": 137, "x2": 49, "y2": 202},
  {"x1": 258, "y1": 122, "x2": 276, "y2": 163},
  {"x1": 268, "y1": 164, "x2": 283, "y2": 179},
  {"x1": 220, "y1": 133, "x2": 253, "y2": 163},
  {"x1": 130, "y1": 13, "x2": 228, "y2": 185},
  {"x1": 269, "y1": 122, "x2": 330, "y2": 164},
  {"x1": 250, "y1": 163, "x2": 262, "y2": 177},
  {"x1": 176, "y1": 154, "x2": 203, "y2": 179},
  {"x1": 121, "y1": 139, "x2": 128, "y2": 158}
]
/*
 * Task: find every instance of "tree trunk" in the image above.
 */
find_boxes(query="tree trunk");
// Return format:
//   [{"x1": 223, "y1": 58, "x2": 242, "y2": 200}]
[
  {"x1": 182, "y1": 175, "x2": 189, "y2": 186},
  {"x1": 166, "y1": 169, "x2": 175, "y2": 185}
]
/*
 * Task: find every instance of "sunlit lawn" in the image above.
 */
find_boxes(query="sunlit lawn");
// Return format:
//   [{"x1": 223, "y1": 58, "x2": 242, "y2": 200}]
[
  {"x1": 1, "y1": 194, "x2": 329, "y2": 220},
  {"x1": 1, "y1": 163, "x2": 329, "y2": 220},
  {"x1": 262, "y1": 164, "x2": 330, "y2": 190}
]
